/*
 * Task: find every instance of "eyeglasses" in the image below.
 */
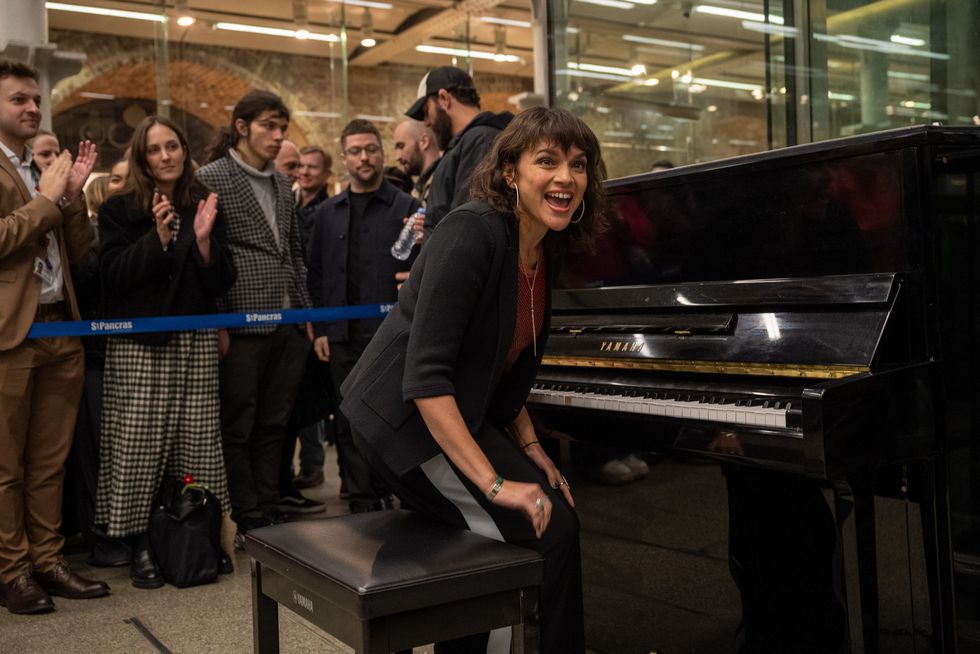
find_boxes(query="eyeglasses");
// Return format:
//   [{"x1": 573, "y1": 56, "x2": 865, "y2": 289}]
[{"x1": 345, "y1": 145, "x2": 382, "y2": 157}]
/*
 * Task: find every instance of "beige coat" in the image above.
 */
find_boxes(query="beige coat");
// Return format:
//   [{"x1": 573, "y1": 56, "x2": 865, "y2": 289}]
[{"x1": 0, "y1": 152, "x2": 91, "y2": 351}]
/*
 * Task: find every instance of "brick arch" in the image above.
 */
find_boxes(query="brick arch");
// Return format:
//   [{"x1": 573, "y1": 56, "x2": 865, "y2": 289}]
[{"x1": 53, "y1": 54, "x2": 317, "y2": 147}]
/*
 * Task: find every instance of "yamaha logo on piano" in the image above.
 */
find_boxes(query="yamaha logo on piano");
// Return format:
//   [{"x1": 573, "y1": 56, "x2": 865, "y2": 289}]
[{"x1": 599, "y1": 340, "x2": 645, "y2": 353}]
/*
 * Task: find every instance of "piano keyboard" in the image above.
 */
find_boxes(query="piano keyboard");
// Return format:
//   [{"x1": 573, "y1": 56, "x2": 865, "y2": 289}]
[{"x1": 529, "y1": 382, "x2": 802, "y2": 429}]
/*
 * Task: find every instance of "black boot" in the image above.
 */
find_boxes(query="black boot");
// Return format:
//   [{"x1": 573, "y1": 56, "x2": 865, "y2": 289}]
[
  {"x1": 87, "y1": 524, "x2": 131, "y2": 567},
  {"x1": 129, "y1": 534, "x2": 164, "y2": 589}
]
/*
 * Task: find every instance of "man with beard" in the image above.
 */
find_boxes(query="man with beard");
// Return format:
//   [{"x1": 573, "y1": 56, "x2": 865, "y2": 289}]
[
  {"x1": 307, "y1": 119, "x2": 419, "y2": 513},
  {"x1": 404, "y1": 66, "x2": 512, "y2": 229},
  {"x1": 392, "y1": 118, "x2": 440, "y2": 207}
]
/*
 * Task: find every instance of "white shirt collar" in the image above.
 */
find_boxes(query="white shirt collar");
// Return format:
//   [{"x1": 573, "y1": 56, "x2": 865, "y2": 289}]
[{"x1": 0, "y1": 139, "x2": 34, "y2": 168}]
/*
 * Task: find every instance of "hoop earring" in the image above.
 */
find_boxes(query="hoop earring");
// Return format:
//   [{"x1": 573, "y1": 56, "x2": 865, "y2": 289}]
[
  {"x1": 570, "y1": 198, "x2": 586, "y2": 224},
  {"x1": 513, "y1": 185, "x2": 520, "y2": 212}
]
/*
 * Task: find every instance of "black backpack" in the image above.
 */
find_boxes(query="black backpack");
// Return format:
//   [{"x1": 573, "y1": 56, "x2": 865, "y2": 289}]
[{"x1": 149, "y1": 476, "x2": 223, "y2": 588}]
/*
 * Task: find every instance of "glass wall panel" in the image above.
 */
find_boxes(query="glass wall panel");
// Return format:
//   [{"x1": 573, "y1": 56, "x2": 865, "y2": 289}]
[
  {"x1": 549, "y1": 1, "x2": 780, "y2": 178},
  {"x1": 548, "y1": 0, "x2": 980, "y2": 178},
  {"x1": 818, "y1": 0, "x2": 979, "y2": 137}
]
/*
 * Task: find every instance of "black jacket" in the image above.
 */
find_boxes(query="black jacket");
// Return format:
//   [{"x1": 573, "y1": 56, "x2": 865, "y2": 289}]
[
  {"x1": 296, "y1": 186, "x2": 329, "y2": 260},
  {"x1": 98, "y1": 190, "x2": 237, "y2": 345},
  {"x1": 307, "y1": 180, "x2": 419, "y2": 343},
  {"x1": 339, "y1": 200, "x2": 556, "y2": 477},
  {"x1": 425, "y1": 111, "x2": 512, "y2": 229}
]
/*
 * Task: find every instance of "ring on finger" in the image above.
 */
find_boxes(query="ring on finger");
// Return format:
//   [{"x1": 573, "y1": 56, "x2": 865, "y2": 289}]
[{"x1": 535, "y1": 497, "x2": 545, "y2": 512}]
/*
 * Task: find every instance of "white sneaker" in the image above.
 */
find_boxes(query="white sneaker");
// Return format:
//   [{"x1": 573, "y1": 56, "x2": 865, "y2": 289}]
[
  {"x1": 591, "y1": 458, "x2": 636, "y2": 485},
  {"x1": 621, "y1": 453, "x2": 650, "y2": 479}
]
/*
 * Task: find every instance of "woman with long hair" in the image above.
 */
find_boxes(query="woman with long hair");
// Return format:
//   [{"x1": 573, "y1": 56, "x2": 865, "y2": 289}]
[
  {"x1": 96, "y1": 115, "x2": 236, "y2": 588},
  {"x1": 338, "y1": 107, "x2": 607, "y2": 653}
]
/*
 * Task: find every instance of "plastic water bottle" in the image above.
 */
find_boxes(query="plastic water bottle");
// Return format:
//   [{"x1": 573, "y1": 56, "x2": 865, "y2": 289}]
[{"x1": 391, "y1": 207, "x2": 424, "y2": 260}]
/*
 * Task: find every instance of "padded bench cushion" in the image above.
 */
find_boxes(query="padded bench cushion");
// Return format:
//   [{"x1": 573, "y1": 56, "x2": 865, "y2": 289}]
[{"x1": 244, "y1": 510, "x2": 543, "y2": 619}]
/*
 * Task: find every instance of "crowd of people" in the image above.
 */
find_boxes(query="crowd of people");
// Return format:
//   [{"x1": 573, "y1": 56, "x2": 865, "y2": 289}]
[{"x1": 2, "y1": 54, "x2": 603, "y2": 650}]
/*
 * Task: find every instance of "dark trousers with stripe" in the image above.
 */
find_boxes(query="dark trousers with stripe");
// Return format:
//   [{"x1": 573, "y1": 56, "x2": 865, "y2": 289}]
[{"x1": 355, "y1": 424, "x2": 585, "y2": 654}]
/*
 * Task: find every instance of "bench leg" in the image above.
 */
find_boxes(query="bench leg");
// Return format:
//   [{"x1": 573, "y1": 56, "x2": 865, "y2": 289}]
[
  {"x1": 251, "y1": 560, "x2": 280, "y2": 654},
  {"x1": 514, "y1": 586, "x2": 541, "y2": 654}
]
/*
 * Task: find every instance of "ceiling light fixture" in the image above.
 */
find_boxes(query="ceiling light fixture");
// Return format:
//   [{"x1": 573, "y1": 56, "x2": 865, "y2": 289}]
[
  {"x1": 622, "y1": 34, "x2": 705, "y2": 51},
  {"x1": 214, "y1": 22, "x2": 337, "y2": 42},
  {"x1": 888, "y1": 70, "x2": 930, "y2": 81},
  {"x1": 325, "y1": 0, "x2": 393, "y2": 9},
  {"x1": 569, "y1": 61, "x2": 644, "y2": 77},
  {"x1": 45, "y1": 2, "x2": 166, "y2": 22},
  {"x1": 416, "y1": 44, "x2": 520, "y2": 63},
  {"x1": 559, "y1": 68, "x2": 630, "y2": 82},
  {"x1": 361, "y1": 8, "x2": 375, "y2": 47},
  {"x1": 740, "y1": 21, "x2": 797, "y2": 36},
  {"x1": 890, "y1": 34, "x2": 925, "y2": 47},
  {"x1": 480, "y1": 16, "x2": 531, "y2": 29},
  {"x1": 175, "y1": 0, "x2": 194, "y2": 26},
  {"x1": 814, "y1": 33, "x2": 948, "y2": 60},
  {"x1": 694, "y1": 5, "x2": 785, "y2": 25},
  {"x1": 575, "y1": 0, "x2": 636, "y2": 10},
  {"x1": 692, "y1": 77, "x2": 763, "y2": 92}
]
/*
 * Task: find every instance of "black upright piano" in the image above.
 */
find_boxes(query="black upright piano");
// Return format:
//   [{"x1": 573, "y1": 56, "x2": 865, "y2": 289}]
[{"x1": 529, "y1": 125, "x2": 980, "y2": 653}]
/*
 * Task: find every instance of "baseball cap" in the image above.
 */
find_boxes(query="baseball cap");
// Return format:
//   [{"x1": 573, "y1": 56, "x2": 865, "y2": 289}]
[{"x1": 404, "y1": 66, "x2": 475, "y2": 120}]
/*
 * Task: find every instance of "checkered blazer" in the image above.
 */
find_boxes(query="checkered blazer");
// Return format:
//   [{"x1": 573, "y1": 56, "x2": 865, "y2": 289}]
[{"x1": 196, "y1": 156, "x2": 311, "y2": 335}]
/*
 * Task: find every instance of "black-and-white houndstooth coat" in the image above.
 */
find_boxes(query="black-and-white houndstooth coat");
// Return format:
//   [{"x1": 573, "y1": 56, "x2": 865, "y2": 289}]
[{"x1": 196, "y1": 156, "x2": 312, "y2": 335}]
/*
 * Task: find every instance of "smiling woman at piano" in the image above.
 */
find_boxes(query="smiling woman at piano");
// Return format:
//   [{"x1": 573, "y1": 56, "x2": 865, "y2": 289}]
[{"x1": 337, "y1": 107, "x2": 607, "y2": 654}]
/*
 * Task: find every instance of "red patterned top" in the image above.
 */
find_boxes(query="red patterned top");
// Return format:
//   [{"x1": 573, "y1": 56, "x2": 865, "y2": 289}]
[{"x1": 507, "y1": 256, "x2": 547, "y2": 366}]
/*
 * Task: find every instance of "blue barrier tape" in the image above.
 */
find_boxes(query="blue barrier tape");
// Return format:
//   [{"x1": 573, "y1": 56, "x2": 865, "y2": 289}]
[{"x1": 27, "y1": 303, "x2": 395, "y2": 339}]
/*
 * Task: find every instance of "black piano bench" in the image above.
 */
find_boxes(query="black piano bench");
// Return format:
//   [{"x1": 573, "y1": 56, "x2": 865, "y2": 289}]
[{"x1": 244, "y1": 510, "x2": 544, "y2": 654}]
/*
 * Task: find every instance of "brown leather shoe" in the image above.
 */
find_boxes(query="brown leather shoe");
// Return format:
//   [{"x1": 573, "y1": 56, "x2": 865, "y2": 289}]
[
  {"x1": 0, "y1": 571, "x2": 55, "y2": 615},
  {"x1": 35, "y1": 559, "x2": 110, "y2": 599}
]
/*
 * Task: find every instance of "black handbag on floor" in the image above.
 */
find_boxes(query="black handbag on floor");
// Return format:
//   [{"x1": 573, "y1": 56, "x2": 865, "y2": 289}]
[{"x1": 149, "y1": 475, "x2": 223, "y2": 588}]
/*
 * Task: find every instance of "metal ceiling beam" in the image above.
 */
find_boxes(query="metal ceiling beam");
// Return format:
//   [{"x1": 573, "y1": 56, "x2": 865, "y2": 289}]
[{"x1": 351, "y1": 0, "x2": 505, "y2": 67}]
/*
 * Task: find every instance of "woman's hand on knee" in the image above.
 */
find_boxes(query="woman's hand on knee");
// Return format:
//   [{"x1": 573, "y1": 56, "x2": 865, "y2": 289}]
[
  {"x1": 493, "y1": 479, "x2": 552, "y2": 539},
  {"x1": 524, "y1": 444, "x2": 575, "y2": 508}
]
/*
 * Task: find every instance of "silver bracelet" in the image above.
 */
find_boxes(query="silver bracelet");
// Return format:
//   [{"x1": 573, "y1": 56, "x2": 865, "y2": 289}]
[{"x1": 486, "y1": 475, "x2": 504, "y2": 501}]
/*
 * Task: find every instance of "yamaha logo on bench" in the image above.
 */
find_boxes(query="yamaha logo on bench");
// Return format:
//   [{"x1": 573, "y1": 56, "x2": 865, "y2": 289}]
[{"x1": 292, "y1": 590, "x2": 314, "y2": 612}]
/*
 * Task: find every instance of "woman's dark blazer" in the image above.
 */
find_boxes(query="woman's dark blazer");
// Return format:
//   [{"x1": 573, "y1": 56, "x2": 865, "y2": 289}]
[
  {"x1": 98, "y1": 189, "x2": 237, "y2": 345},
  {"x1": 340, "y1": 200, "x2": 556, "y2": 477}
]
